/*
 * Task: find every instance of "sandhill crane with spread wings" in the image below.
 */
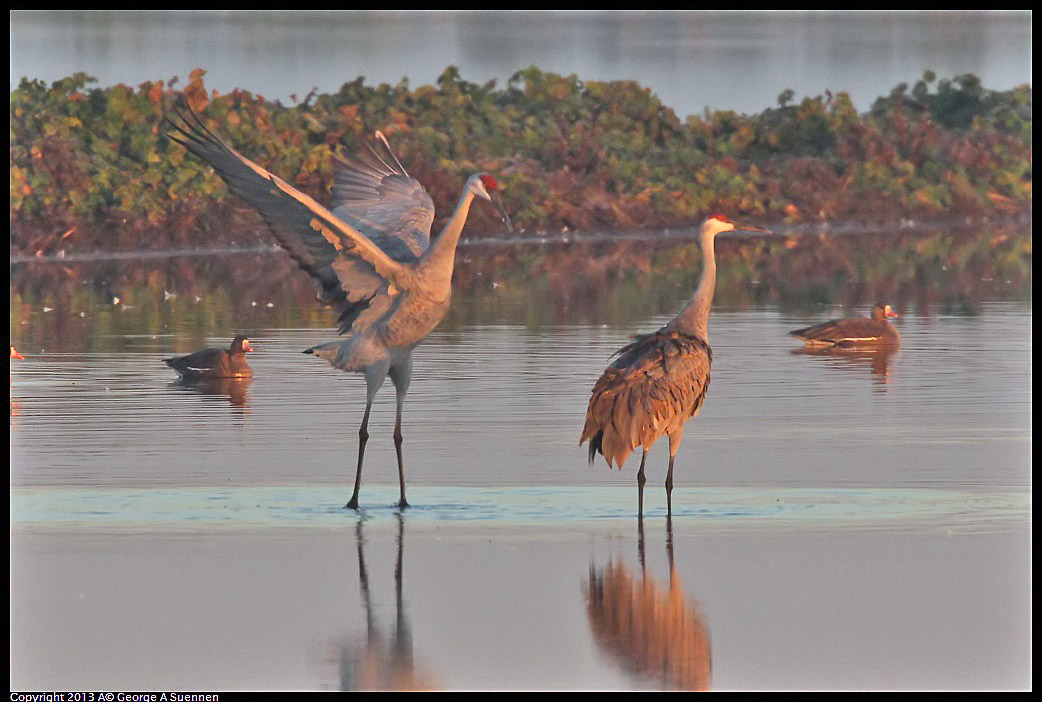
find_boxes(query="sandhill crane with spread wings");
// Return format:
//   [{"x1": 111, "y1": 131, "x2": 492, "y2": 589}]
[
  {"x1": 581, "y1": 215, "x2": 771, "y2": 517},
  {"x1": 168, "y1": 107, "x2": 511, "y2": 509}
]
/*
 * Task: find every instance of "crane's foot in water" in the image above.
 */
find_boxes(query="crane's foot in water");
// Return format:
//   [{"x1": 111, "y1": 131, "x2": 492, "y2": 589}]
[
  {"x1": 344, "y1": 498, "x2": 360, "y2": 510},
  {"x1": 397, "y1": 498, "x2": 410, "y2": 509}
]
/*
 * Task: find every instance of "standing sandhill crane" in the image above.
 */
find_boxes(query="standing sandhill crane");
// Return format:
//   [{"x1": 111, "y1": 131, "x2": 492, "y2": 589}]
[
  {"x1": 168, "y1": 108, "x2": 511, "y2": 509},
  {"x1": 580, "y1": 215, "x2": 770, "y2": 517},
  {"x1": 789, "y1": 303, "x2": 901, "y2": 347}
]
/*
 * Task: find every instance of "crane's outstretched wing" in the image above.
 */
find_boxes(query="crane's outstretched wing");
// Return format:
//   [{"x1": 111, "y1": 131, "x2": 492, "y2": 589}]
[
  {"x1": 581, "y1": 329, "x2": 712, "y2": 469},
  {"x1": 167, "y1": 107, "x2": 404, "y2": 334},
  {"x1": 330, "y1": 134, "x2": 436, "y2": 263}
]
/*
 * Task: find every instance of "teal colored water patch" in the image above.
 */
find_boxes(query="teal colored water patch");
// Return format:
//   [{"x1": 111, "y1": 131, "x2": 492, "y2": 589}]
[{"x1": 9, "y1": 485, "x2": 1030, "y2": 533}]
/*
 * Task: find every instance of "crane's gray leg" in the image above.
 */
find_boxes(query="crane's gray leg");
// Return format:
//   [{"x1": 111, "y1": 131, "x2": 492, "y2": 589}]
[
  {"x1": 637, "y1": 508, "x2": 646, "y2": 571},
  {"x1": 345, "y1": 362, "x2": 389, "y2": 510},
  {"x1": 389, "y1": 354, "x2": 413, "y2": 509},
  {"x1": 636, "y1": 450, "x2": 648, "y2": 519},
  {"x1": 666, "y1": 428, "x2": 685, "y2": 517}
]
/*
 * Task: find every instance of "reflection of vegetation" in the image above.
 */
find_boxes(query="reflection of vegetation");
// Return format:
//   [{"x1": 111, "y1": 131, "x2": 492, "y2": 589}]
[
  {"x1": 10, "y1": 68, "x2": 1031, "y2": 255},
  {"x1": 9, "y1": 226, "x2": 1030, "y2": 352}
]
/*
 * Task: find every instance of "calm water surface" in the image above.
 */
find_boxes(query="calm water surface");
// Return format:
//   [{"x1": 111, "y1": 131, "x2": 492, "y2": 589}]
[
  {"x1": 10, "y1": 293, "x2": 1031, "y2": 493},
  {"x1": 9, "y1": 234, "x2": 1031, "y2": 690},
  {"x1": 9, "y1": 10, "x2": 1032, "y2": 117}
]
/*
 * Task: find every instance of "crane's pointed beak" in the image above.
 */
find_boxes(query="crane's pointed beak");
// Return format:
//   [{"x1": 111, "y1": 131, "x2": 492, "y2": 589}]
[
  {"x1": 491, "y1": 193, "x2": 513, "y2": 232},
  {"x1": 733, "y1": 224, "x2": 774, "y2": 235}
]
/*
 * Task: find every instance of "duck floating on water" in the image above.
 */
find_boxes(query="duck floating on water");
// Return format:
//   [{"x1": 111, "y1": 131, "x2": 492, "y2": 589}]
[
  {"x1": 163, "y1": 335, "x2": 254, "y2": 380},
  {"x1": 789, "y1": 303, "x2": 900, "y2": 348}
]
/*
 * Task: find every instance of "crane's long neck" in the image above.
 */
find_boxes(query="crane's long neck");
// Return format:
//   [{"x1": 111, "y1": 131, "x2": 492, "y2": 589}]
[
  {"x1": 418, "y1": 187, "x2": 477, "y2": 291},
  {"x1": 667, "y1": 230, "x2": 717, "y2": 341}
]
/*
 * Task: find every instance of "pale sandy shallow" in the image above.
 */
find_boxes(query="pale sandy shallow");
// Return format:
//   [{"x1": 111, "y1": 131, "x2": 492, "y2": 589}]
[{"x1": 10, "y1": 486, "x2": 1031, "y2": 691}]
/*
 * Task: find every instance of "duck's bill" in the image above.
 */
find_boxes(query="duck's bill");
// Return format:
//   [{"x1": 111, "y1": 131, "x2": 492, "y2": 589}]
[
  {"x1": 243, "y1": 340, "x2": 254, "y2": 352},
  {"x1": 491, "y1": 194, "x2": 513, "y2": 232}
]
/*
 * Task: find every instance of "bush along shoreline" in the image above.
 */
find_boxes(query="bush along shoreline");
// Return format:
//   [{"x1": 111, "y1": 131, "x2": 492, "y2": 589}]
[{"x1": 9, "y1": 67, "x2": 1032, "y2": 256}]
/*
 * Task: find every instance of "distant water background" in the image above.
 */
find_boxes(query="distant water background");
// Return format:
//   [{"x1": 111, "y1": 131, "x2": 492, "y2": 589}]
[{"x1": 9, "y1": 10, "x2": 1032, "y2": 118}]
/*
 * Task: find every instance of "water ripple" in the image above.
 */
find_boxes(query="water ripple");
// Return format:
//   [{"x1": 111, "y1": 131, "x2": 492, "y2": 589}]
[{"x1": 10, "y1": 485, "x2": 1029, "y2": 534}]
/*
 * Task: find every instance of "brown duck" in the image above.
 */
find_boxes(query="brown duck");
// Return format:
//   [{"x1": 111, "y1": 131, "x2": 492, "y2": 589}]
[
  {"x1": 789, "y1": 303, "x2": 900, "y2": 347},
  {"x1": 163, "y1": 336, "x2": 254, "y2": 379}
]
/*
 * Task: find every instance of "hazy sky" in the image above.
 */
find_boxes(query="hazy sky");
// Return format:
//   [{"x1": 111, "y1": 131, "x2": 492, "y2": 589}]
[{"x1": 9, "y1": 10, "x2": 1032, "y2": 117}]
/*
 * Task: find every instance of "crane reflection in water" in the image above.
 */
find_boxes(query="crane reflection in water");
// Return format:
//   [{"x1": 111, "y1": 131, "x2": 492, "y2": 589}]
[
  {"x1": 585, "y1": 518, "x2": 712, "y2": 691},
  {"x1": 329, "y1": 514, "x2": 438, "y2": 691}
]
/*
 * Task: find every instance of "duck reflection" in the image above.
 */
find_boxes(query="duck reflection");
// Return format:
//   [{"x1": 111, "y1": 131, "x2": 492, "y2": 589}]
[
  {"x1": 791, "y1": 344, "x2": 898, "y2": 387},
  {"x1": 168, "y1": 376, "x2": 252, "y2": 408},
  {"x1": 333, "y1": 514, "x2": 438, "y2": 691},
  {"x1": 585, "y1": 518, "x2": 712, "y2": 691}
]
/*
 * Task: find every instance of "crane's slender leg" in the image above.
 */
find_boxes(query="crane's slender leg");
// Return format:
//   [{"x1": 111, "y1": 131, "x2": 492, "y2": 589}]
[
  {"x1": 665, "y1": 512, "x2": 675, "y2": 579},
  {"x1": 665, "y1": 428, "x2": 685, "y2": 517},
  {"x1": 345, "y1": 361, "x2": 389, "y2": 510},
  {"x1": 637, "y1": 509, "x2": 647, "y2": 572},
  {"x1": 345, "y1": 402, "x2": 372, "y2": 510},
  {"x1": 636, "y1": 450, "x2": 648, "y2": 519},
  {"x1": 389, "y1": 354, "x2": 413, "y2": 509}
]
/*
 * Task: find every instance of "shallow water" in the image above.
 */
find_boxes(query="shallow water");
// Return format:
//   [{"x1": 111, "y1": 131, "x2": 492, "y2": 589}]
[
  {"x1": 9, "y1": 519, "x2": 1031, "y2": 691},
  {"x1": 10, "y1": 301, "x2": 1031, "y2": 492},
  {"x1": 8, "y1": 236, "x2": 1032, "y2": 690}
]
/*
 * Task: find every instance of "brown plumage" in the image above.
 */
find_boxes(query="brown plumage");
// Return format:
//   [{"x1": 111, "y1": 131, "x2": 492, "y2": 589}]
[
  {"x1": 581, "y1": 330, "x2": 711, "y2": 471},
  {"x1": 790, "y1": 303, "x2": 901, "y2": 347},
  {"x1": 581, "y1": 215, "x2": 771, "y2": 516},
  {"x1": 586, "y1": 559, "x2": 711, "y2": 691},
  {"x1": 163, "y1": 335, "x2": 254, "y2": 379}
]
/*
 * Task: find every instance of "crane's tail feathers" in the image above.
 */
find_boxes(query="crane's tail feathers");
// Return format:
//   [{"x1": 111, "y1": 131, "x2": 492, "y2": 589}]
[
  {"x1": 586, "y1": 432, "x2": 603, "y2": 466},
  {"x1": 301, "y1": 340, "x2": 346, "y2": 367}
]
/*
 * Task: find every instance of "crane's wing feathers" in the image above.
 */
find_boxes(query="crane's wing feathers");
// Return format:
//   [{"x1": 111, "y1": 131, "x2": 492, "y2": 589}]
[
  {"x1": 167, "y1": 107, "x2": 405, "y2": 334},
  {"x1": 581, "y1": 329, "x2": 712, "y2": 469},
  {"x1": 330, "y1": 142, "x2": 435, "y2": 262}
]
